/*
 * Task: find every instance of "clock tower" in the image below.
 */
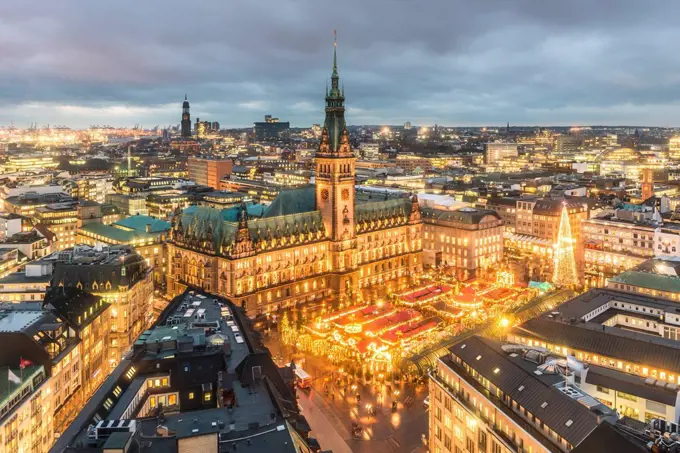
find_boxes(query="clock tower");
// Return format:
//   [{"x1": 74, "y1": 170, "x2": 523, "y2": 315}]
[{"x1": 315, "y1": 38, "x2": 357, "y2": 296}]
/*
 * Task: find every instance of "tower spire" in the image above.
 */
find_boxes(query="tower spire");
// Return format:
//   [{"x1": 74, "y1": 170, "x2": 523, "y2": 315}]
[{"x1": 333, "y1": 30, "x2": 338, "y2": 76}]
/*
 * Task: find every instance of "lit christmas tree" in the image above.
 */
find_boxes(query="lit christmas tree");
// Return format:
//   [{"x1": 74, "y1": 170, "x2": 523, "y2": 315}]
[{"x1": 552, "y1": 203, "x2": 579, "y2": 288}]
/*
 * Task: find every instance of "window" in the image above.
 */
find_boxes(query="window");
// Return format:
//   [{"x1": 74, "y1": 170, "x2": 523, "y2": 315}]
[
  {"x1": 491, "y1": 441, "x2": 502, "y2": 453},
  {"x1": 466, "y1": 437, "x2": 475, "y2": 453},
  {"x1": 188, "y1": 392, "x2": 195, "y2": 400},
  {"x1": 479, "y1": 431, "x2": 487, "y2": 450},
  {"x1": 169, "y1": 394, "x2": 177, "y2": 405},
  {"x1": 204, "y1": 392, "x2": 211, "y2": 402},
  {"x1": 444, "y1": 435, "x2": 451, "y2": 451}
]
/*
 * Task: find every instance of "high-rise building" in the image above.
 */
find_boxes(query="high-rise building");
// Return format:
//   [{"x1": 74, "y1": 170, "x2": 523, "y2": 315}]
[
  {"x1": 253, "y1": 114, "x2": 290, "y2": 139},
  {"x1": 556, "y1": 134, "x2": 581, "y2": 154},
  {"x1": 180, "y1": 94, "x2": 191, "y2": 137},
  {"x1": 187, "y1": 156, "x2": 233, "y2": 189},
  {"x1": 484, "y1": 142, "x2": 518, "y2": 164}
]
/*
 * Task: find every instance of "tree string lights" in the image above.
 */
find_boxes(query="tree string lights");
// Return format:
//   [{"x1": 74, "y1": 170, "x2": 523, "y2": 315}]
[{"x1": 552, "y1": 204, "x2": 579, "y2": 288}]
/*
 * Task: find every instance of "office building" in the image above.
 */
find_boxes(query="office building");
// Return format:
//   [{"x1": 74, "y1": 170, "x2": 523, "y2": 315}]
[
  {"x1": 4, "y1": 192, "x2": 73, "y2": 217},
  {"x1": 583, "y1": 204, "x2": 659, "y2": 287},
  {"x1": 0, "y1": 214, "x2": 22, "y2": 241},
  {"x1": 484, "y1": 143, "x2": 518, "y2": 164},
  {"x1": 77, "y1": 215, "x2": 171, "y2": 285},
  {"x1": 429, "y1": 335, "x2": 618, "y2": 453},
  {"x1": 188, "y1": 156, "x2": 233, "y2": 189},
  {"x1": 33, "y1": 201, "x2": 79, "y2": 251},
  {"x1": 421, "y1": 207, "x2": 504, "y2": 280},
  {"x1": 669, "y1": 136, "x2": 680, "y2": 160},
  {"x1": 253, "y1": 114, "x2": 290, "y2": 139}
]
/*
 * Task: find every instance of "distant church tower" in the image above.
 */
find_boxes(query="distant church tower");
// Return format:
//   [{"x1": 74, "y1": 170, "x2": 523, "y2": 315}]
[
  {"x1": 315, "y1": 37, "x2": 357, "y2": 295},
  {"x1": 181, "y1": 95, "x2": 191, "y2": 137}
]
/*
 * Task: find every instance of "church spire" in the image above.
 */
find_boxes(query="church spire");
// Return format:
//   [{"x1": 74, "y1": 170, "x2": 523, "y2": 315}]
[
  {"x1": 319, "y1": 33, "x2": 349, "y2": 156},
  {"x1": 332, "y1": 30, "x2": 338, "y2": 77}
]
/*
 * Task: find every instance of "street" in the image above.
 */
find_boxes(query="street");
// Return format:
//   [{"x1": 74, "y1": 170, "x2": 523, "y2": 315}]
[{"x1": 266, "y1": 333, "x2": 430, "y2": 453}]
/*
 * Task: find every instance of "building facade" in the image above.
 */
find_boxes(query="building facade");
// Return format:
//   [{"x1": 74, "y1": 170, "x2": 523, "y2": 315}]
[
  {"x1": 484, "y1": 143, "x2": 518, "y2": 164},
  {"x1": 422, "y1": 207, "x2": 504, "y2": 280},
  {"x1": 188, "y1": 156, "x2": 233, "y2": 190},
  {"x1": 167, "y1": 46, "x2": 423, "y2": 316},
  {"x1": 583, "y1": 206, "x2": 658, "y2": 287},
  {"x1": 51, "y1": 245, "x2": 153, "y2": 365}
]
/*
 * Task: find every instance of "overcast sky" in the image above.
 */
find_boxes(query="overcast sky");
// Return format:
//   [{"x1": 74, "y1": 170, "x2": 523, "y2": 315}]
[{"x1": 1, "y1": 0, "x2": 679, "y2": 129}]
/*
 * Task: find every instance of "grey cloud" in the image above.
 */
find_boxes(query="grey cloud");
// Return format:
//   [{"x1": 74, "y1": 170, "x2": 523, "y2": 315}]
[{"x1": 0, "y1": 0, "x2": 679, "y2": 127}]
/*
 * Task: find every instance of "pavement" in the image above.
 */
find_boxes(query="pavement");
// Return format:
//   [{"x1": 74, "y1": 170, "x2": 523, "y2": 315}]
[{"x1": 265, "y1": 332, "x2": 430, "y2": 453}]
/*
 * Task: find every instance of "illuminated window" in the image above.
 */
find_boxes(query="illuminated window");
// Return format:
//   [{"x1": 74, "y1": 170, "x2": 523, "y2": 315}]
[
  {"x1": 188, "y1": 392, "x2": 195, "y2": 400},
  {"x1": 204, "y1": 392, "x2": 211, "y2": 402}
]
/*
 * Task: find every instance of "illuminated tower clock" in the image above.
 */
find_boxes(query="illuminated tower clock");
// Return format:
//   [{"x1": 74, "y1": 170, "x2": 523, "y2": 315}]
[{"x1": 315, "y1": 38, "x2": 357, "y2": 290}]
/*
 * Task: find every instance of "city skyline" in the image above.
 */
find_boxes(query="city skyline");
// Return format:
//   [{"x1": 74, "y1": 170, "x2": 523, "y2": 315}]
[{"x1": 2, "y1": 0, "x2": 680, "y2": 128}]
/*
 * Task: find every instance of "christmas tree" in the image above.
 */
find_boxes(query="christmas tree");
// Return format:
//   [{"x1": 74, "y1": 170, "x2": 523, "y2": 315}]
[{"x1": 552, "y1": 203, "x2": 579, "y2": 288}]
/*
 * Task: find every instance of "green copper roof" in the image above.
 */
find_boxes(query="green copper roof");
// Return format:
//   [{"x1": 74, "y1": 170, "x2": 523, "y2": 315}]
[
  {"x1": 174, "y1": 202, "x2": 326, "y2": 254},
  {"x1": 80, "y1": 223, "x2": 157, "y2": 244},
  {"x1": 355, "y1": 198, "x2": 411, "y2": 223},
  {"x1": 610, "y1": 271, "x2": 680, "y2": 294},
  {"x1": 116, "y1": 215, "x2": 171, "y2": 233},
  {"x1": 264, "y1": 186, "x2": 316, "y2": 217},
  {"x1": 223, "y1": 203, "x2": 266, "y2": 222}
]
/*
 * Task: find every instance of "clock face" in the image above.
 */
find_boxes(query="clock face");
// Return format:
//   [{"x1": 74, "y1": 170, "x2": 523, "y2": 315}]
[
  {"x1": 341, "y1": 188, "x2": 350, "y2": 200},
  {"x1": 321, "y1": 189, "x2": 329, "y2": 200}
]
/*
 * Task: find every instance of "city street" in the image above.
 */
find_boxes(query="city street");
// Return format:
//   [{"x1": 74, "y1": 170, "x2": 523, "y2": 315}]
[{"x1": 266, "y1": 333, "x2": 429, "y2": 453}]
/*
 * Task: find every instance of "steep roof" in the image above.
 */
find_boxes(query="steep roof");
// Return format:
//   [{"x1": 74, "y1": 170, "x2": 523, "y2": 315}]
[
  {"x1": 263, "y1": 186, "x2": 316, "y2": 217},
  {"x1": 355, "y1": 197, "x2": 413, "y2": 233},
  {"x1": 174, "y1": 203, "x2": 326, "y2": 255}
]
